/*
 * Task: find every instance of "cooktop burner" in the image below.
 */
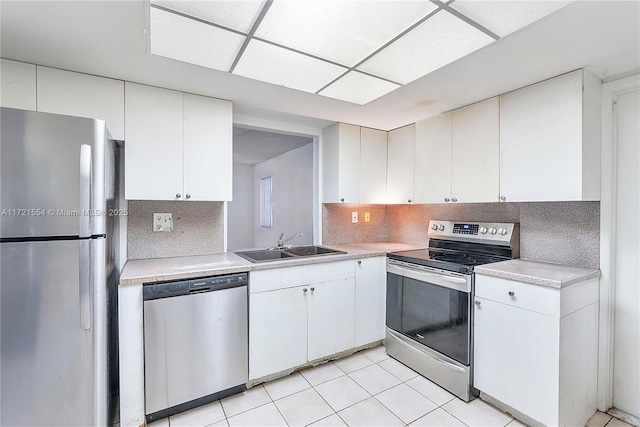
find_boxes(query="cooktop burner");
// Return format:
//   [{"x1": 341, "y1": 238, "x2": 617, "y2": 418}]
[{"x1": 432, "y1": 254, "x2": 478, "y2": 265}]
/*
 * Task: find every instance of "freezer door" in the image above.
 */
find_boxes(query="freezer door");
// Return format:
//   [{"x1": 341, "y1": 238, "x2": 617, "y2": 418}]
[
  {"x1": 1, "y1": 239, "x2": 106, "y2": 426},
  {"x1": 0, "y1": 107, "x2": 107, "y2": 239}
]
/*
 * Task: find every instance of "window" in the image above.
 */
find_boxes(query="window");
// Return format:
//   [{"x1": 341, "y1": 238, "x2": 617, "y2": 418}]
[{"x1": 260, "y1": 176, "x2": 273, "y2": 228}]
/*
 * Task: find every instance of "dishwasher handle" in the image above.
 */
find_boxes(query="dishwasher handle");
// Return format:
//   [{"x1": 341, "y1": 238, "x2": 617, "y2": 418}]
[{"x1": 144, "y1": 273, "x2": 248, "y2": 301}]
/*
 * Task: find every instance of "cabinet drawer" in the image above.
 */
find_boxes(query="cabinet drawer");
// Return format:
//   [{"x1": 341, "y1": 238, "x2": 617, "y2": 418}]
[
  {"x1": 250, "y1": 260, "x2": 355, "y2": 293},
  {"x1": 475, "y1": 275, "x2": 560, "y2": 317}
]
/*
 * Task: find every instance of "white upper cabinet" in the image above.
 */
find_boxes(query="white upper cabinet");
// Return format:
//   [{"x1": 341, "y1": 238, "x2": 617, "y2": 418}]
[
  {"x1": 124, "y1": 82, "x2": 232, "y2": 201},
  {"x1": 414, "y1": 113, "x2": 452, "y2": 203},
  {"x1": 1, "y1": 59, "x2": 36, "y2": 110},
  {"x1": 322, "y1": 123, "x2": 387, "y2": 204},
  {"x1": 451, "y1": 97, "x2": 500, "y2": 203},
  {"x1": 499, "y1": 70, "x2": 602, "y2": 202},
  {"x1": 183, "y1": 93, "x2": 233, "y2": 201},
  {"x1": 37, "y1": 66, "x2": 125, "y2": 140},
  {"x1": 359, "y1": 128, "x2": 388, "y2": 204},
  {"x1": 387, "y1": 124, "x2": 415, "y2": 204},
  {"x1": 322, "y1": 123, "x2": 360, "y2": 203},
  {"x1": 414, "y1": 97, "x2": 499, "y2": 204}
]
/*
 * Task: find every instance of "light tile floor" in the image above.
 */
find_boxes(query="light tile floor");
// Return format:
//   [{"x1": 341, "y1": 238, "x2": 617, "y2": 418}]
[{"x1": 149, "y1": 345, "x2": 635, "y2": 427}]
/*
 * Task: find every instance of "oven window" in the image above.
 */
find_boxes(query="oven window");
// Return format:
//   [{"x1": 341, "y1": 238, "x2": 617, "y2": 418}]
[{"x1": 387, "y1": 272, "x2": 470, "y2": 365}]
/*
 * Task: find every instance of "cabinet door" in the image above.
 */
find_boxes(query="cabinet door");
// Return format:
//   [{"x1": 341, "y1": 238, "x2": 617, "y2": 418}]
[
  {"x1": 499, "y1": 70, "x2": 584, "y2": 202},
  {"x1": 183, "y1": 94, "x2": 232, "y2": 201},
  {"x1": 414, "y1": 113, "x2": 451, "y2": 203},
  {"x1": 307, "y1": 278, "x2": 355, "y2": 361},
  {"x1": 474, "y1": 296, "x2": 560, "y2": 426},
  {"x1": 360, "y1": 128, "x2": 387, "y2": 204},
  {"x1": 355, "y1": 257, "x2": 385, "y2": 346},
  {"x1": 124, "y1": 82, "x2": 184, "y2": 200},
  {"x1": 338, "y1": 124, "x2": 361, "y2": 203},
  {"x1": 387, "y1": 124, "x2": 415, "y2": 204},
  {"x1": 249, "y1": 287, "x2": 308, "y2": 380},
  {"x1": 37, "y1": 67, "x2": 125, "y2": 140},
  {"x1": 451, "y1": 97, "x2": 499, "y2": 203},
  {"x1": 1, "y1": 59, "x2": 36, "y2": 110}
]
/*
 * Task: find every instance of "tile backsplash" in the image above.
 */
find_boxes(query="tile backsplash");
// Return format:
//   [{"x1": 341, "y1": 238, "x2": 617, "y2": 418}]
[
  {"x1": 127, "y1": 200, "x2": 225, "y2": 260},
  {"x1": 324, "y1": 201, "x2": 600, "y2": 269}
]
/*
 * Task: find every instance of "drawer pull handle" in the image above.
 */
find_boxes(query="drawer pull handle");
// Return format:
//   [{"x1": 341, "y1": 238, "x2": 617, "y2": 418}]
[
  {"x1": 508, "y1": 291, "x2": 515, "y2": 297},
  {"x1": 475, "y1": 300, "x2": 481, "y2": 306}
]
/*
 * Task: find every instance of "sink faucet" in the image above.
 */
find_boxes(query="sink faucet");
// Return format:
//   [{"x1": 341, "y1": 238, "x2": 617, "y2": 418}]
[{"x1": 276, "y1": 232, "x2": 303, "y2": 249}]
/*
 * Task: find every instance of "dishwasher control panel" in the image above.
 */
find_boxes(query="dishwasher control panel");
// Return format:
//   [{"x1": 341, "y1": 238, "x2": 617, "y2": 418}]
[{"x1": 143, "y1": 272, "x2": 248, "y2": 301}]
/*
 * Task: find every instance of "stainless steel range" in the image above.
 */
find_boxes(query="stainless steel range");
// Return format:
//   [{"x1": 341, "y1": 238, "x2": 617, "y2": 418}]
[{"x1": 385, "y1": 220, "x2": 519, "y2": 402}]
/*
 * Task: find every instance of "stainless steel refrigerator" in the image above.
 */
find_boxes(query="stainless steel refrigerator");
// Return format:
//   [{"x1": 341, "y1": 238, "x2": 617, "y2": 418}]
[{"x1": 1, "y1": 107, "x2": 121, "y2": 426}]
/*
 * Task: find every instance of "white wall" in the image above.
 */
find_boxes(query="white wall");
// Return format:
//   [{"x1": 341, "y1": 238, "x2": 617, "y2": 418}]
[
  {"x1": 227, "y1": 164, "x2": 254, "y2": 251},
  {"x1": 253, "y1": 144, "x2": 314, "y2": 249}
]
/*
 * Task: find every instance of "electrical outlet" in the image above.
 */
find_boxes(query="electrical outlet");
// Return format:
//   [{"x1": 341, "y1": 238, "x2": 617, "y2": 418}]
[
  {"x1": 365, "y1": 212, "x2": 371, "y2": 222},
  {"x1": 351, "y1": 212, "x2": 358, "y2": 223},
  {"x1": 153, "y1": 213, "x2": 173, "y2": 232}
]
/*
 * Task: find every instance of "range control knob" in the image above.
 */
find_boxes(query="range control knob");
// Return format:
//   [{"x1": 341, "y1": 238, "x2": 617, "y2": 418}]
[
  {"x1": 499, "y1": 227, "x2": 508, "y2": 235},
  {"x1": 431, "y1": 224, "x2": 438, "y2": 230},
  {"x1": 438, "y1": 224, "x2": 445, "y2": 231},
  {"x1": 479, "y1": 226, "x2": 488, "y2": 234},
  {"x1": 489, "y1": 227, "x2": 497, "y2": 235}
]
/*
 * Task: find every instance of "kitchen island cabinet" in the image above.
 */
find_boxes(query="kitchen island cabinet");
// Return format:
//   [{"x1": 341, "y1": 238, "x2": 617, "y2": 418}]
[
  {"x1": 124, "y1": 82, "x2": 232, "y2": 201},
  {"x1": 473, "y1": 263, "x2": 599, "y2": 427},
  {"x1": 499, "y1": 69, "x2": 601, "y2": 202}
]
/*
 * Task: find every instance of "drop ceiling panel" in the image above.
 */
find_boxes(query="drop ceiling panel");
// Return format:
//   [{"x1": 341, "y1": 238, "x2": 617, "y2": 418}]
[
  {"x1": 254, "y1": 0, "x2": 438, "y2": 66},
  {"x1": 151, "y1": 0, "x2": 265, "y2": 33},
  {"x1": 319, "y1": 71, "x2": 400, "y2": 105},
  {"x1": 449, "y1": 0, "x2": 574, "y2": 38},
  {"x1": 150, "y1": 7, "x2": 245, "y2": 72},
  {"x1": 233, "y1": 39, "x2": 348, "y2": 93},
  {"x1": 357, "y1": 10, "x2": 495, "y2": 85}
]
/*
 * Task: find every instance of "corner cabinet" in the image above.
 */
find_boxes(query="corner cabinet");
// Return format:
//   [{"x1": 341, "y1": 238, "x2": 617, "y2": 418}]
[
  {"x1": 499, "y1": 69, "x2": 602, "y2": 202},
  {"x1": 387, "y1": 124, "x2": 415, "y2": 204},
  {"x1": 414, "y1": 97, "x2": 499, "y2": 204},
  {"x1": 473, "y1": 274, "x2": 599, "y2": 427},
  {"x1": 124, "y1": 82, "x2": 232, "y2": 201},
  {"x1": 322, "y1": 123, "x2": 387, "y2": 204}
]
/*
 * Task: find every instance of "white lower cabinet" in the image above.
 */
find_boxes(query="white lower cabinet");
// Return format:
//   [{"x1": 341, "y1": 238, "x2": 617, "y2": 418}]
[
  {"x1": 249, "y1": 261, "x2": 356, "y2": 380},
  {"x1": 355, "y1": 257, "x2": 386, "y2": 346},
  {"x1": 249, "y1": 258, "x2": 385, "y2": 381},
  {"x1": 473, "y1": 274, "x2": 599, "y2": 427}
]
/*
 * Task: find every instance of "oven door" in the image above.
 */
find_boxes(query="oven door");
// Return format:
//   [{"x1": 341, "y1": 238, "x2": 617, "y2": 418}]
[{"x1": 386, "y1": 259, "x2": 472, "y2": 365}]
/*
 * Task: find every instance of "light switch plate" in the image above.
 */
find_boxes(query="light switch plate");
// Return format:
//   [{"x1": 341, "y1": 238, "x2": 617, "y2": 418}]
[
  {"x1": 352, "y1": 212, "x2": 358, "y2": 223},
  {"x1": 365, "y1": 212, "x2": 371, "y2": 222},
  {"x1": 153, "y1": 213, "x2": 173, "y2": 232}
]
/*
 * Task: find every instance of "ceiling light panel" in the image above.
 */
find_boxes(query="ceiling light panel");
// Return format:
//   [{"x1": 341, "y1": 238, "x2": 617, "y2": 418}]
[
  {"x1": 151, "y1": 0, "x2": 265, "y2": 33},
  {"x1": 253, "y1": 0, "x2": 438, "y2": 66},
  {"x1": 233, "y1": 40, "x2": 348, "y2": 93},
  {"x1": 319, "y1": 71, "x2": 400, "y2": 105},
  {"x1": 150, "y1": 8, "x2": 245, "y2": 71},
  {"x1": 449, "y1": 0, "x2": 574, "y2": 38},
  {"x1": 357, "y1": 10, "x2": 494, "y2": 85}
]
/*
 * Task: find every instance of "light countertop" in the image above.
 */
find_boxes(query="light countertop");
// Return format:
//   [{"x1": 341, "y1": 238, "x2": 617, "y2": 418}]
[
  {"x1": 119, "y1": 242, "x2": 425, "y2": 286},
  {"x1": 474, "y1": 258, "x2": 601, "y2": 289}
]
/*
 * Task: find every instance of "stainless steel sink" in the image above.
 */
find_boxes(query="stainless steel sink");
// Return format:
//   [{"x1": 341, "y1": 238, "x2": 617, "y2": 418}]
[
  {"x1": 284, "y1": 246, "x2": 345, "y2": 257},
  {"x1": 235, "y1": 249, "x2": 295, "y2": 263},
  {"x1": 235, "y1": 246, "x2": 346, "y2": 263}
]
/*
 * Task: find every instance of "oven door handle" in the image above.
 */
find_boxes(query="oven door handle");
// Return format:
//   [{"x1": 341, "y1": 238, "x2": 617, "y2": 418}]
[{"x1": 387, "y1": 260, "x2": 471, "y2": 293}]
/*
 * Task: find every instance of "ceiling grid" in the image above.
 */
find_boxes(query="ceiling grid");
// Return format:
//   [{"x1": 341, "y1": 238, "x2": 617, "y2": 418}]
[{"x1": 149, "y1": 0, "x2": 574, "y2": 105}]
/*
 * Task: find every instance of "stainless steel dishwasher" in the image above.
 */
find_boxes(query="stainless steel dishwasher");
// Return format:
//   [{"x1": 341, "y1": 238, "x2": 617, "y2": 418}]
[{"x1": 143, "y1": 272, "x2": 248, "y2": 423}]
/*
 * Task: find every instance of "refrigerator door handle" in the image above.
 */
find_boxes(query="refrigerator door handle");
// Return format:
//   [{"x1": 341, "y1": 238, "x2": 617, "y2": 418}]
[
  {"x1": 79, "y1": 240, "x2": 91, "y2": 330},
  {"x1": 79, "y1": 144, "x2": 92, "y2": 238}
]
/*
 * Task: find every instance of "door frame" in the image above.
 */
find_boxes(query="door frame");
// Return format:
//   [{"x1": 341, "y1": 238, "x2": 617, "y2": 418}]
[{"x1": 598, "y1": 73, "x2": 640, "y2": 411}]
